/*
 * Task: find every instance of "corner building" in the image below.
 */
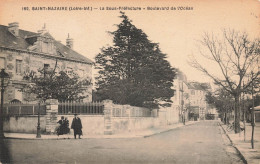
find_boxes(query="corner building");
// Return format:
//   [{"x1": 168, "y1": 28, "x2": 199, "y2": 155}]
[{"x1": 0, "y1": 22, "x2": 93, "y2": 103}]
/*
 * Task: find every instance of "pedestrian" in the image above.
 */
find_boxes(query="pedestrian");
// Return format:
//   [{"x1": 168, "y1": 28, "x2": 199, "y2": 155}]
[
  {"x1": 71, "y1": 114, "x2": 83, "y2": 139},
  {"x1": 64, "y1": 117, "x2": 70, "y2": 134},
  {"x1": 57, "y1": 116, "x2": 66, "y2": 136}
]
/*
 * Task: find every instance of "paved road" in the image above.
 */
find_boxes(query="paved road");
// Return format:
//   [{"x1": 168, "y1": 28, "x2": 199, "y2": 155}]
[{"x1": 1, "y1": 121, "x2": 244, "y2": 164}]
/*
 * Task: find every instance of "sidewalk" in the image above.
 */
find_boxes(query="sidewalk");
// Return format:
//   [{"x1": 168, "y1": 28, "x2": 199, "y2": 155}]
[
  {"x1": 219, "y1": 122, "x2": 260, "y2": 164},
  {"x1": 4, "y1": 121, "x2": 198, "y2": 140}
]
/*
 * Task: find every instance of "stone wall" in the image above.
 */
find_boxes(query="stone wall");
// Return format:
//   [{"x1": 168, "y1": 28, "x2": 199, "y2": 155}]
[
  {"x1": 103, "y1": 100, "x2": 179, "y2": 135},
  {"x1": 3, "y1": 115, "x2": 104, "y2": 135},
  {"x1": 3, "y1": 99, "x2": 180, "y2": 135},
  {"x1": 111, "y1": 117, "x2": 161, "y2": 134},
  {"x1": 3, "y1": 116, "x2": 46, "y2": 133},
  {"x1": 109, "y1": 108, "x2": 179, "y2": 134},
  {"x1": 59, "y1": 115, "x2": 104, "y2": 135}
]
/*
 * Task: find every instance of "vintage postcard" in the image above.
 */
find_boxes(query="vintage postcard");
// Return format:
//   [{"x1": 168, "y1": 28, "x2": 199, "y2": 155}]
[{"x1": 0, "y1": 0, "x2": 259, "y2": 163}]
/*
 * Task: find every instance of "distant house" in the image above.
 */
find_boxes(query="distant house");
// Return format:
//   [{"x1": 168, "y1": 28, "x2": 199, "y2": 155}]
[
  {"x1": 0, "y1": 22, "x2": 93, "y2": 103},
  {"x1": 187, "y1": 82, "x2": 213, "y2": 120},
  {"x1": 252, "y1": 106, "x2": 260, "y2": 122},
  {"x1": 171, "y1": 70, "x2": 190, "y2": 122},
  {"x1": 172, "y1": 69, "x2": 215, "y2": 121}
]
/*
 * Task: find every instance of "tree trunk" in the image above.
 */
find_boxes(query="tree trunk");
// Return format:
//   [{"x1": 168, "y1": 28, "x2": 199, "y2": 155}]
[
  {"x1": 225, "y1": 108, "x2": 228, "y2": 125},
  {"x1": 223, "y1": 113, "x2": 226, "y2": 124},
  {"x1": 243, "y1": 99, "x2": 246, "y2": 141},
  {"x1": 227, "y1": 111, "x2": 230, "y2": 124},
  {"x1": 234, "y1": 95, "x2": 240, "y2": 133},
  {"x1": 251, "y1": 87, "x2": 255, "y2": 149}
]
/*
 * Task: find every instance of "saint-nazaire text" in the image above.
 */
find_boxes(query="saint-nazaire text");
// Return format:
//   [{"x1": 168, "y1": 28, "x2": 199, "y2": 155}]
[{"x1": 27, "y1": 7, "x2": 93, "y2": 11}]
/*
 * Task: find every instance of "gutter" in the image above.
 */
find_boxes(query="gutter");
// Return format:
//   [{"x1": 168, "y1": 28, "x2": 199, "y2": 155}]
[{"x1": 0, "y1": 46, "x2": 93, "y2": 65}]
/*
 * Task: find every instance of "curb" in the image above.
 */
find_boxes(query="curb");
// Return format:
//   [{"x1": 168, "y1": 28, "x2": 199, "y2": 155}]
[
  {"x1": 4, "y1": 135, "x2": 146, "y2": 140},
  {"x1": 4, "y1": 136, "x2": 75, "y2": 140},
  {"x1": 4, "y1": 121, "x2": 200, "y2": 140},
  {"x1": 218, "y1": 122, "x2": 248, "y2": 164},
  {"x1": 144, "y1": 121, "x2": 198, "y2": 138},
  {"x1": 143, "y1": 128, "x2": 177, "y2": 138},
  {"x1": 4, "y1": 136, "x2": 143, "y2": 140}
]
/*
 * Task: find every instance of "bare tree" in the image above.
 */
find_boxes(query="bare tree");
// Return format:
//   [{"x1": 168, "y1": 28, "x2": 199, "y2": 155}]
[{"x1": 189, "y1": 29, "x2": 259, "y2": 133}]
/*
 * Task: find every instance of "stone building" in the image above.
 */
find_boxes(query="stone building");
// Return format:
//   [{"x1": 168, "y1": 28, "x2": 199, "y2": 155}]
[
  {"x1": 171, "y1": 69, "x2": 215, "y2": 121},
  {"x1": 172, "y1": 70, "x2": 190, "y2": 122},
  {"x1": 0, "y1": 22, "x2": 93, "y2": 103},
  {"x1": 187, "y1": 82, "x2": 211, "y2": 120}
]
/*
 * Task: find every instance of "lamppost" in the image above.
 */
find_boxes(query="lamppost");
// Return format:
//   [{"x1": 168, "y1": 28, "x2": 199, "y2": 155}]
[
  {"x1": 180, "y1": 81, "x2": 185, "y2": 125},
  {"x1": 36, "y1": 66, "x2": 48, "y2": 138},
  {"x1": 251, "y1": 72, "x2": 255, "y2": 149},
  {"x1": 27, "y1": 82, "x2": 41, "y2": 138},
  {"x1": 0, "y1": 69, "x2": 10, "y2": 138},
  {"x1": 36, "y1": 100, "x2": 41, "y2": 138}
]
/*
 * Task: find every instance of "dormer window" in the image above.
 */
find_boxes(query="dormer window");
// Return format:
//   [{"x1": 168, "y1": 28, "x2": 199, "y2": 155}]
[
  {"x1": 42, "y1": 40, "x2": 53, "y2": 54},
  {"x1": 26, "y1": 24, "x2": 56, "y2": 55},
  {"x1": 27, "y1": 34, "x2": 55, "y2": 55},
  {"x1": 42, "y1": 41, "x2": 48, "y2": 52}
]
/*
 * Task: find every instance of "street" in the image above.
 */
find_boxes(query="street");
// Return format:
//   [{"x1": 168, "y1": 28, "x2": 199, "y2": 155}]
[{"x1": 2, "y1": 121, "x2": 244, "y2": 164}]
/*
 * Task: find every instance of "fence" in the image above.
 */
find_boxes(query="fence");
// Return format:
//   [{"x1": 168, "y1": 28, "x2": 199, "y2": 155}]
[
  {"x1": 58, "y1": 101, "x2": 104, "y2": 115},
  {"x1": 3, "y1": 100, "x2": 154, "y2": 117},
  {"x1": 3, "y1": 102, "x2": 46, "y2": 115},
  {"x1": 3, "y1": 101, "x2": 104, "y2": 115},
  {"x1": 111, "y1": 105, "x2": 154, "y2": 117}
]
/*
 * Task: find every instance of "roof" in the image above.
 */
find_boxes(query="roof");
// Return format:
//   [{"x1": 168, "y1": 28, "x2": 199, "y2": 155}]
[
  {"x1": 0, "y1": 25, "x2": 93, "y2": 64},
  {"x1": 187, "y1": 82, "x2": 211, "y2": 91},
  {"x1": 175, "y1": 69, "x2": 187, "y2": 82}
]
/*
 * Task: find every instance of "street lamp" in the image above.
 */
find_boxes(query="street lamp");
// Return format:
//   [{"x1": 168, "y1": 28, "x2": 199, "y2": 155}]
[
  {"x1": 36, "y1": 100, "x2": 41, "y2": 138},
  {"x1": 180, "y1": 81, "x2": 185, "y2": 125},
  {"x1": 0, "y1": 69, "x2": 10, "y2": 138}
]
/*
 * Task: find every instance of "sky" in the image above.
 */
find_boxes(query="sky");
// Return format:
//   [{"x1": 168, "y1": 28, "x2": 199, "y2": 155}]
[{"x1": 0, "y1": 0, "x2": 259, "y2": 83}]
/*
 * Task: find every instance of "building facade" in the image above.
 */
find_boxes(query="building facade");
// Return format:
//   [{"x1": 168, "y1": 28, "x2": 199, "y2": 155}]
[
  {"x1": 187, "y1": 82, "x2": 212, "y2": 120},
  {"x1": 0, "y1": 22, "x2": 93, "y2": 103},
  {"x1": 172, "y1": 70, "x2": 189, "y2": 123},
  {"x1": 172, "y1": 69, "x2": 214, "y2": 121}
]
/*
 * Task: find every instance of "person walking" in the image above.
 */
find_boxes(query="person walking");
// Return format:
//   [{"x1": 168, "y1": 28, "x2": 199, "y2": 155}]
[{"x1": 71, "y1": 114, "x2": 83, "y2": 139}]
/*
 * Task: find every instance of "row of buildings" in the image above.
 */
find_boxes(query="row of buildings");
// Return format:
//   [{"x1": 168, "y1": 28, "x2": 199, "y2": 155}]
[
  {"x1": 0, "y1": 22, "x2": 216, "y2": 120},
  {"x1": 171, "y1": 70, "x2": 217, "y2": 121}
]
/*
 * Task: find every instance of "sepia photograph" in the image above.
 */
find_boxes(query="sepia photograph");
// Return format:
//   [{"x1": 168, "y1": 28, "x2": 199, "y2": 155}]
[{"x1": 0, "y1": 0, "x2": 259, "y2": 163}]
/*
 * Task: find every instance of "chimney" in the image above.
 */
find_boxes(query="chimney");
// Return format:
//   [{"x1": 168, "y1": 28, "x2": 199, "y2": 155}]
[
  {"x1": 37, "y1": 23, "x2": 48, "y2": 34},
  {"x1": 8, "y1": 22, "x2": 19, "y2": 37},
  {"x1": 66, "y1": 33, "x2": 73, "y2": 49}
]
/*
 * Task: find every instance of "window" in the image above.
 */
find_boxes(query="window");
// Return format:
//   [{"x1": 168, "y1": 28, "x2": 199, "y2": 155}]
[
  {"x1": 78, "y1": 69, "x2": 84, "y2": 77},
  {"x1": 66, "y1": 67, "x2": 73, "y2": 75},
  {"x1": 44, "y1": 64, "x2": 50, "y2": 70},
  {"x1": 42, "y1": 42, "x2": 49, "y2": 53},
  {"x1": 16, "y1": 60, "x2": 22, "y2": 74},
  {"x1": 14, "y1": 88, "x2": 23, "y2": 101},
  {"x1": 42, "y1": 40, "x2": 54, "y2": 54},
  {"x1": 0, "y1": 57, "x2": 5, "y2": 69},
  {"x1": 191, "y1": 90, "x2": 195, "y2": 95},
  {"x1": 43, "y1": 64, "x2": 50, "y2": 74}
]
